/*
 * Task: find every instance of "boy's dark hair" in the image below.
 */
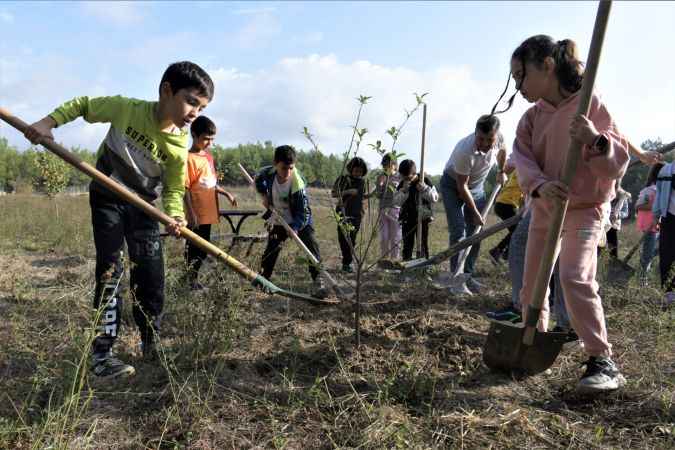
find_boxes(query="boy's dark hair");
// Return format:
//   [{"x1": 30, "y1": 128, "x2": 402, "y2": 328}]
[
  {"x1": 346, "y1": 157, "x2": 368, "y2": 176},
  {"x1": 476, "y1": 114, "x2": 500, "y2": 134},
  {"x1": 160, "y1": 61, "x2": 214, "y2": 101},
  {"x1": 381, "y1": 152, "x2": 397, "y2": 168},
  {"x1": 398, "y1": 159, "x2": 417, "y2": 177},
  {"x1": 274, "y1": 145, "x2": 297, "y2": 165},
  {"x1": 491, "y1": 35, "x2": 584, "y2": 115},
  {"x1": 646, "y1": 162, "x2": 665, "y2": 187},
  {"x1": 190, "y1": 116, "x2": 217, "y2": 138}
]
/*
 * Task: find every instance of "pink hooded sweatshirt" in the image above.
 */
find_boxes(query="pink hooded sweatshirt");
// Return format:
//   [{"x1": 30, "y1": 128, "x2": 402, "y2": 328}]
[{"x1": 513, "y1": 92, "x2": 629, "y2": 210}]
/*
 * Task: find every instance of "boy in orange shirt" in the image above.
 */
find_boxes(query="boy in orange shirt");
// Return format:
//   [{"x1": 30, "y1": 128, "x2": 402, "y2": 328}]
[{"x1": 184, "y1": 116, "x2": 237, "y2": 290}]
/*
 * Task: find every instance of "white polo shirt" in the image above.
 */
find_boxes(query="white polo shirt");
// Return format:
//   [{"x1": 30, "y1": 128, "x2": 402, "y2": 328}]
[{"x1": 444, "y1": 132, "x2": 504, "y2": 190}]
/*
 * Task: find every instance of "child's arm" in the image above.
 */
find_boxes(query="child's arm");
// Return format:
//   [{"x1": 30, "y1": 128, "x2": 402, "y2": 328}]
[
  {"x1": 330, "y1": 176, "x2": 342, "y2": 199},
  {"x1": 496, "y1": 139, "x2": 508, "y2": 185},
  {"x1": 572, "y1": 97, "x2": 629, "y2": 179},
  {"x1": 419, "y1": 178, "x2": 439, "y2": 203},
  {"x1": 512, "y1": 108, "x2": 555, "y2": 198},
  {"x1": 628, "y1": 141, "x2": 664, "y2": 166},
  {"x1": 392, "y1": 181, "x2": 409, "y2": 207},
  {"x1": 25, "y1": 95, "x2": 129, "y2": 145},
  {"x1": 183, "y1": 192, "x2": 199, "y2": 227},
  {"x1": 216, "y1": 186, "x2": 238, "y2": 207}
]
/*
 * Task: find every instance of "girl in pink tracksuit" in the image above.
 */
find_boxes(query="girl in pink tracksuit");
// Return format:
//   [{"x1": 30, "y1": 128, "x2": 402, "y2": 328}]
[{"x1": 507, "y1": 35, "x2": 629, "y2": 393}]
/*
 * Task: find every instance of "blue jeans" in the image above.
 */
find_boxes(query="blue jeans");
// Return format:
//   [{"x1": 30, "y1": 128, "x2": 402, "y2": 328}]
[
  {"x1": 508, "y1": 209, "x2": 570, "y2": 329},
  {"x1": 640, "y1": 231, "x2": 658, "y2": 274},
  {"x1": 440, "y1": 172, "x2": 486, "y2": 274}
]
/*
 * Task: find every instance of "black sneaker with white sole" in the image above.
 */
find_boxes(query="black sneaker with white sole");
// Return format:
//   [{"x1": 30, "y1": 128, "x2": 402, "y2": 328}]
[
  {"x1": 577, "y1": 356, "x2": 626, "y2": 394},
  {"x1": 91, "y1": 353, "x2": 136, "y2": 379}
]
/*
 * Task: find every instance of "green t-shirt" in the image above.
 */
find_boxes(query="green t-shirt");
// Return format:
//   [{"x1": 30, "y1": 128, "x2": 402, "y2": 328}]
[{"x1": 49, "y1": 95, "x2": 188, "y2": 218}]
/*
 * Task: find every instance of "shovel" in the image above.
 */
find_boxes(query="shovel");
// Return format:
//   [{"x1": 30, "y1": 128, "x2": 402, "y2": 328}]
[
  {"x1": 401, "y1": 210, "x2": 523, "y2": 271},
  {"x1": 238, "y1": 163, "x2": 354, "y2": 300},
  {"x1": 430, "y1": 183, "x2": 502, "y2": 294},
  {"x1": 0, "y1": 108, "x2": 338, "y2": 306},
  {"x1": 483, "y1": 0, "x2": 612, "y2": 375},
  {"x1": 605, "y1": 236, "x2": 641, "y2": 283}
]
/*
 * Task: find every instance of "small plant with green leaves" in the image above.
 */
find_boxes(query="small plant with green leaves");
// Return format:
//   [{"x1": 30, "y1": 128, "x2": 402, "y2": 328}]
[
  {"x1": 303, "y1": 92, "x2": 428, "y2": 347},
  {"x1": 34, "y1": 150, "x2": 71, "y2": 219}
]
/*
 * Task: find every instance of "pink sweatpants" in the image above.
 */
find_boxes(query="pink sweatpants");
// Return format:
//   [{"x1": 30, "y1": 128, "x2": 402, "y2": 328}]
[
  {"x1": 379, "y1": 207, "x2": 401, "y2": 260},
  {"x1": 520, "y1": 201, "x2": 612, "y2": 357}
]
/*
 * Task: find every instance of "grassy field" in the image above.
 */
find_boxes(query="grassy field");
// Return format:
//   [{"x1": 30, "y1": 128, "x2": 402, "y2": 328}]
[{"x1": 0, "y1": 188, "x2": 673, "y2": 449}]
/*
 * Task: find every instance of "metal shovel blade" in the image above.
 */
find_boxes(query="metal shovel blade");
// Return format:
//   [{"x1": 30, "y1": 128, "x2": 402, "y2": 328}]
[
  {"x1": 483, "y1": 321, "x2": 569, "y2": 375},
  {"x1": 606, "y1": 258, "x2": 635, "y2": 284}
]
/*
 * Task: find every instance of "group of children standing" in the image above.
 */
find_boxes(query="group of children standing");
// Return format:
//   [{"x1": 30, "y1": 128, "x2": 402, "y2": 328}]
[
  {"x1": 20, "y1": 31, "x2": 673, "y2": 398},
  {"x1": 332, "y1": 153, "x2": 439, "y2": 272}
]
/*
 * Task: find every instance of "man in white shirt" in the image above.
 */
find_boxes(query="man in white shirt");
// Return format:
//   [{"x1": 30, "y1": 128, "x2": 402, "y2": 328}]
[{"x1": 439, "y1": 115, "x2": 507, "y2": 292}]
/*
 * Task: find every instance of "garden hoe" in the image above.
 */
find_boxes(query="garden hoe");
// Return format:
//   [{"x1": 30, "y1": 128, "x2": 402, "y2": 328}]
[
  {"x1": 238, "y1": 163, "x2": 354, "y2": 300},
  {"x1": 0, "y1": 108, "x2": 338, "y2": 306},
  {"x1": 483, "y1": 0, "x2": 612, "y2": 375}
]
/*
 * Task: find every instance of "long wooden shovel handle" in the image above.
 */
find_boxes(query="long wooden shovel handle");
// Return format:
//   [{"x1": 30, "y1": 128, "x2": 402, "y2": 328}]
[
  {"x1": 0, "y1": 108, "x2": 273, "y2": 288},
  {"x1": 524, "y1": 0, "x2": 612, "y2": 345},
  {"x1": 416, "y1": 104, "x2": 427, "y2": 258},
  {"x1": 453, "y1": 183, "x2": 502, "y2": 275}
]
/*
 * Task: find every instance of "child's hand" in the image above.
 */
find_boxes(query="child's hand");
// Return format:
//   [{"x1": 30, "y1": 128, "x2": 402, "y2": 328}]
[
  {"x1": 416, "y1": 182, "x2": 427, "y2": 192},
  {"x1": 24, "y1": 116, "x2": 57, "y2": 144},
  {"x1": 343, "y1": 188, "x2": 358, "y2": 197},
  {"x1": 537, "y1": 181, "x2": 569, "y2": 201},
  {"x1": 639, "y1": 150, "x2": 664, "y2": 166},
  {"x1": 227, "y1": 194, "x2": 238, "y2": 207},
  {"x1": 167, "y1": 217, "x2": 187, "y2": 237},
  {"x1": 569, "y1": 114, "x2": 599, "y2": 146},
  {"x1": 262, "y1": 197, "x2": 270, "y2": 209}
]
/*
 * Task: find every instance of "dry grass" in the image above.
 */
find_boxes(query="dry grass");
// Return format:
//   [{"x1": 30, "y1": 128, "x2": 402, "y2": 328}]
[{"x1": 0, "y1": 191, "x2": 673, "y2": 449}]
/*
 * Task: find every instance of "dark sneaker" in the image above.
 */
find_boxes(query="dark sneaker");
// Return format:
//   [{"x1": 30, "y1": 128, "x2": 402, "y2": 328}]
[
  {"x1": 91, "y1": 353, "x2": 136, "y2": 379},
  {"x1": 488, "y1": 247, "x2": 503, "y2": 266},
  {"x1": 486, "y1": 305, "x2": 522, "y2": 324},
  {"x1": 341, "y1": 263, "x2": 354, "y2": 273},
  {"x1": 577, "y1": 357, "x2": 626, "y2": 394},
  {"x1": 312, "y1": 277, "x2": 329, "y2": 299}
]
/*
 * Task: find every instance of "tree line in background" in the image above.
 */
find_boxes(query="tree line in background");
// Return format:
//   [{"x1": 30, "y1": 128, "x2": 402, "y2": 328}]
[{"x1": 0, "y1": 136, "x2": 669, "y2": 212}]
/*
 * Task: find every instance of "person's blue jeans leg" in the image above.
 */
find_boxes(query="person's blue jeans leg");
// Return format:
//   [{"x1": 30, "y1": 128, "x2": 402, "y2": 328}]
[
  {"x1": 463, "y1": 189, "x2": 487, "y2": 274},
  {"x1": 641, "y1": 231, "x2": 658, "y2": 274},
  {"x1": 552, "y1": 261, "x2": 571, "y2": 330},
  {"x1": 440, "y1": 173, "x2": 467, "y2": 273},
  {"x1": 508, "y1": 210, "x2": 530, "y2": 309}
]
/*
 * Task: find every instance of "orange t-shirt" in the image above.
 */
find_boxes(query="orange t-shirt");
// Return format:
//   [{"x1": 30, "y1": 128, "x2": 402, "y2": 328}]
[{"x1": 185, "y1": 151, "x2": 219, "y2": 225}]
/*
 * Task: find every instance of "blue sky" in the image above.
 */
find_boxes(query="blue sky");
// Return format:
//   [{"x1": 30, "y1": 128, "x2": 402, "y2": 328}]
[{"x1": 1, "y1": 1, "x2": 674, "y2": 174}]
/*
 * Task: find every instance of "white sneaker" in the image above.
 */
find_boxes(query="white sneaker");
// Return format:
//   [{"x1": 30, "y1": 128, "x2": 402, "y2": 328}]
[{"x1": 576, "y1": 357, "x2": 626, "y2": 394}]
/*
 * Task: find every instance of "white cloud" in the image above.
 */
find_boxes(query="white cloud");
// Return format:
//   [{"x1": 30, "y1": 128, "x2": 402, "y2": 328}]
[
  {"x1": 4, "y1": 52, "x2": 670, "y2": 178},
  {"x1": 0, "y1": 11, "x2": 13, "y2": 23},
  {"x1": 81, "y1": 1, "x2": 143, "y2": 25},
  {"x1": 206, "y1": 54, "x2": 526, "y2": 174}
]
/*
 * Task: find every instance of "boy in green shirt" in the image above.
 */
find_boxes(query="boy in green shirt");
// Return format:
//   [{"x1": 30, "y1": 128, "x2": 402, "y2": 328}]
[{"x1": 24, "y1": 61, "x2": 214, "y2": 379}]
